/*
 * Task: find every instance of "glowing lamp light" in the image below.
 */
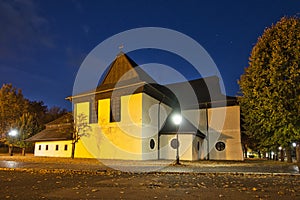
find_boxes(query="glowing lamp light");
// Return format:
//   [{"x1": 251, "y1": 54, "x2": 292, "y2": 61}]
[
  {"x1": 8, "y1": 130, "x2": 18, "y2": 137},
  {"x1": 172, "y1": 114, "x2": 182, "y2": 125},
  {"x1": 292, "y1": 142, "x2": 296, "y2": 148},
  {"x1": 278, "y1": 146, "x2": 282, "y2": 150}
]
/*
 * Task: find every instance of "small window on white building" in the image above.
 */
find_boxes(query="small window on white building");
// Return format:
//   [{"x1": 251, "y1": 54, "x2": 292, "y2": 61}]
[
  {"x1": 55, "y1": 145, "x2": 59, "y2": 151},
  {"x1": 45, "y1": 145, "x2": 48, "y2": 151},
  {"x1": 64, "y1": 144, "x2": 68, "y2": 151},
  {"x1": 197, "y1": 142, "x2": 200, "y2": 151},
  {"x1": 38, "y1": 145, "x2": 41, "y2": 150}
]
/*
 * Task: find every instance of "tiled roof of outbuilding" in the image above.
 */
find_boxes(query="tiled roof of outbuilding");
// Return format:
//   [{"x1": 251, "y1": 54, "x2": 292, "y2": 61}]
[{"x1": 26, "y1": 114, "x2": 73, "y2": 142}]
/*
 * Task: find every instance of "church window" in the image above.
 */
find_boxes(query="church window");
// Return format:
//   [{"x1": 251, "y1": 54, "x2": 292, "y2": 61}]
[
  {"x1": 90, "y1": 100, "x2": 98, "y2": 123},
  {"x1": 150, "y1": 139, "x2": 155, "y2": 149},
  {"x1": 215, "y1": 141, "x2": 226, "y2": 151},
  {"x1": 110, "y1": 97, "x2": 121, "y2": 122},
  {"x1": 170, "y1": 138, "x2": 179, "y2": 149}
]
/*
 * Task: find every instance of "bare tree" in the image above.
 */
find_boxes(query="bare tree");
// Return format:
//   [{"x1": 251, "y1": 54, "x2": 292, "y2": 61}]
[{"x1": 71, "y1": 113, "x2": 91, "y2": 159}]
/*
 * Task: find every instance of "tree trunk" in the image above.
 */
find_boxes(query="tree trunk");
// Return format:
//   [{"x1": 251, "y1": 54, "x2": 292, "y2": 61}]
[
  {"x1": 243, "y1": 144, "x2": 247, "y2": 158},
  {"x1": 296, "y1": 144, "x2": 300, "y2": 163},
  {"x1": 71, "y1": 142, "x2": 75, "y2": 159},
  {"x1": 8, "y1": 145, "x2": 13, "y2": 156},
  {"x1": 286, "y1": 147, "x2": 292, "y2": 163},
  {"x1": 280, "y1": 149, "x2": 284, "y2": 162},
  {"x1": 258, "y1": 150, "x2": 261, "y2": 159},
  {"x1": 22, "y1": 148, "x2": 26, "y2": 156}
]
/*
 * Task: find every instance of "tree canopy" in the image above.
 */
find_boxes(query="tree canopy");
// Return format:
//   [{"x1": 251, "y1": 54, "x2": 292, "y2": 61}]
[
  {"x1": 0, "y1": 83, "x2": 68, "y2": 149},
  {"x1": 239, "y1": 17, "x2": 300, "y2": 151},
  {"x1": 0, "y1": 84, "x2": 28, "y2": 139}
]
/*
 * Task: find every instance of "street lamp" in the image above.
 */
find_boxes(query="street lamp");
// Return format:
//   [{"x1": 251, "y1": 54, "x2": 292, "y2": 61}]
[
  {"x1": 172, "y1": 114, "x2": 182, "y2": 165},
  {"x1": 9, "y1": 129, "x2": 18, "y2": 137},
  {"x1": 8, "y1": 129, "x2": 18, "y2": 156},
  {"x1": 278, "y1": 146, "x2": 284, "y2": 162}
]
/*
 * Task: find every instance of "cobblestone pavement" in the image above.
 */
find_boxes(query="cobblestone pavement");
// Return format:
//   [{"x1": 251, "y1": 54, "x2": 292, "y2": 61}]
[
  {"x1": 0, "y1": 154, "x2": 299, "y2": 174},
  {"x1": 0, "y1": 155, "x2": 299, "y2": 200},
  {"x1": 0, "y1": 167, "x2": 300, "y2": 200}
]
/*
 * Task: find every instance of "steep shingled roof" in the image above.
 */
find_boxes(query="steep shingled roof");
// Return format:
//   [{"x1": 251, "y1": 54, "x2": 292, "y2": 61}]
[
  {"x1": 165, "y1": 76, "x2": 237, "y2": 109},
  {"x1": 100, "y1": 52, "x2": 155, "y2": 87},
  {"x1": 67, "y1": 52, "x2": 158, "y2": 103},
  {"x1": 26, "y1": 113, "x2": 73, "y2": 142},
  {"x1": 67, "y1": 53, "x2": 237, "y2": 108}
]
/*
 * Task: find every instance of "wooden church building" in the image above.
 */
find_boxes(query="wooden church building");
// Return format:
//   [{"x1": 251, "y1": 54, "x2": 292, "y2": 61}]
[{"x1": 30, "y1": 52, "x2": 243, "y2": 161}]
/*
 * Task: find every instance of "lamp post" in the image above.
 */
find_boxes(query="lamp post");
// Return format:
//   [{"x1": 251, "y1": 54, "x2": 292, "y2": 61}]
[
  {"x1": 278, "y1": 146, "x2": 284, "y2": 162},
  {"x1": 292, "y1": 142, "x2": 297, "y2": 162},
  {"x1": 8, "y1": 129, "x2": 18, "y2": 156},
  {"x1": 172, "y1": 114, "x2": 182, "y2": 165},
  {"x1": 205, "y1": 102, "x2": 209, "y2": 160},
  {"x1": 157, "y1": 95, "x2": 165, "y2": 160}
]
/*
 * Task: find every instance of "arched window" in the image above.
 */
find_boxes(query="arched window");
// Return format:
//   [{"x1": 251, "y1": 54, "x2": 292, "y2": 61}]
[{"x1": 150, "y1": 139, "x2": 155, "y2": 149}]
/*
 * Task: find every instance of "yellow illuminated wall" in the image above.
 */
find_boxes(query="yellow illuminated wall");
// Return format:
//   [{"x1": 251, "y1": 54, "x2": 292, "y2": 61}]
[{"x1": 74, "y1": 93, "x2": 145, "y2": 160}]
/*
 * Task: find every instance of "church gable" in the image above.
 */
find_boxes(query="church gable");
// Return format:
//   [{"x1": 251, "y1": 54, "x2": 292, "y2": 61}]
[{"x1": 101, "y1": 52, "x2": 155, "y2": 86}]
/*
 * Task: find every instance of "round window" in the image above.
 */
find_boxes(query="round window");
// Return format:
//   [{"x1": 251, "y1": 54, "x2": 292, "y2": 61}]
[
  {"x1": 170, "y1": 138, "x2": 179, "y2": 149},
  {"x1": 215, "y1": 141, "x2": 226, "y2": 151},
  {"x1": 150, "y1": 139, "x2": 155, "y2": 149}
]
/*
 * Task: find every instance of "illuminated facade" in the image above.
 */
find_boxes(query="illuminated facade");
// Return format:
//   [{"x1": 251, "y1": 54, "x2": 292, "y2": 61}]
[{"x1": 29, "y1": 53, "x2": 243, "y2": 161}]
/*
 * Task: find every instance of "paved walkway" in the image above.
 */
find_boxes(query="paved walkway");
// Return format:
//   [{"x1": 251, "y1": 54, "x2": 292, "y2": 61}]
[{"x1": 0, "y1": 154, "x2": 299, "y2": 175}]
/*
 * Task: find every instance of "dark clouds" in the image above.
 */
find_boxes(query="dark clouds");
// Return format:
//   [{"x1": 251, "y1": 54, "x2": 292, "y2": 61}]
[{"x1": 0, "y1": 0, "x2": 54, "y2": 61}]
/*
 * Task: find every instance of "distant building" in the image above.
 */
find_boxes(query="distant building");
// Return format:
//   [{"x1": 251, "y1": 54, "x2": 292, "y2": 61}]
[
  {"x1": 29, "y1": 52, "x2": 243, "y2": 160},
  {"x1": 26, "y1": 113, "x2": 73, "y2": 157}
]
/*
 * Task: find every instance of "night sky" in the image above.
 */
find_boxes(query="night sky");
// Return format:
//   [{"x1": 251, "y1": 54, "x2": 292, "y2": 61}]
[{"x1": 0, "y1": 0, "x2": 299, "y2": 110}]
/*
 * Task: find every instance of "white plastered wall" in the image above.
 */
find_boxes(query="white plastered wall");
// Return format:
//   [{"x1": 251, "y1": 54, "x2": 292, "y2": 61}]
[
  {"x1": 182, "y1": 105, "x2": 243, "y2": 161},
  {"x1": 34, "y1": 140, "x2": 72, "y2": 157},
  {"x1": 160, "y1": 134, "x2": 201, "y2": 161},
  {"x1": 208, "y1": 106, "x2": 243, "y2": 160},
  {"x1": 141, "y1": 93, "x2": 171, "y2": 160}
]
